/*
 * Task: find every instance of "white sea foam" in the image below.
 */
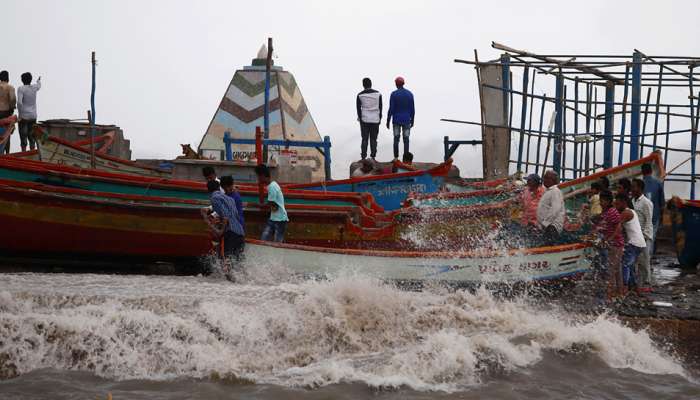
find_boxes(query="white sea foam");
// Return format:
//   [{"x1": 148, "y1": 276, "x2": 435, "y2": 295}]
[{"x1": 0, "y1": 272, "x2": 688, "y2": 391}]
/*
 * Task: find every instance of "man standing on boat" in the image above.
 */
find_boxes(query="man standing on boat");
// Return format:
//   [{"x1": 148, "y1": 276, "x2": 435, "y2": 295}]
[
  {"x1": 536, "y1": 170, "x2": 565, "y2": 243},
  {"x1": 521, "y1": 174, "x2": 544, "y2": 228},
  {"x1": 641, "y1": 163, "x2": 664, "y2": 254},
  {"x1": 356, "y1": 78, "x2": 382, "y2": 160},
  {"x1": 255, "y1": 164, "x2": 288, "y2": 242},
  {"x1": 16, "y1": 73, "x2": 41, "y2": 152},
  {"x1": 386, "y1": 76, "x2": 414, "y2": 160},
  {"x1": 0, "y1": 71, "x2": 16, "y2": 154},
  {"x1": 201, "y1": 180, "x2": 245, "y2": 262}
]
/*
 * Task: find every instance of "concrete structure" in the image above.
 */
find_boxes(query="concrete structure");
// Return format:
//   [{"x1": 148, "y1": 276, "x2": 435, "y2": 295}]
[
  {"x1": 198, "y1": 45, "x2": 326, "y2": 181},
  {"x1": 479, "y1": 62, "x2": 511, "y2": 179}
]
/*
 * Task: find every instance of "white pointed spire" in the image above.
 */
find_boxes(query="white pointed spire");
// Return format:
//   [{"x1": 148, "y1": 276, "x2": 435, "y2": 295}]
[{"x1": 257, "y1": 44, "x2": 268, "y2": 60}]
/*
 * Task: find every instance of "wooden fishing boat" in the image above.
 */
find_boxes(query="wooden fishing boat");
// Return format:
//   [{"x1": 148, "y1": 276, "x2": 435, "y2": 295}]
[
  {"x1": 244, "y1": 239, "x2": 592, "y2": 283},
  {"x1": 34, "y1": 133, "x2": 172, "y2": 178},
  {"x1": 0, "y1": 156, "x2": 386, "y2": 218},
  {"x1": 0, "y1": 179, "x2": 401, "y2": 265},
  {"x1": 286, "y1": 159, "x2": 453, "y2": 211},
  {"x1": 6, "y1": 131, "x2": 119, "y2": 161},
  {"x1": 668, "y1": 197, "x2": 700, "y2": 270},
  {"x1": 403, "y1": 151, "x2": 665, "y2": 211}
]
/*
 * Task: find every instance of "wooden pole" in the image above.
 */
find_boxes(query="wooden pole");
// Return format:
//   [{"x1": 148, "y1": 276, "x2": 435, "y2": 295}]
[
  {"x1": 90, "y1": 51, "x2": 97, "y2": 169},
  {"x1": 255, "y1": 126, "x2": 264, "y2": 204},
  {"x1": 263, "y1": 38, "x2": 273, "y2": 162}
]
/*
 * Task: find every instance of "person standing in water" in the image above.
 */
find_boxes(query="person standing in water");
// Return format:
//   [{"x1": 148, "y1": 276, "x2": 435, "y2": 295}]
[
  {"x1": 255, "y1": 164, "x2": 288, "y2": 242},
  {"x1": 596, "y1": 190, "x2": 624, "y2": 298},
  {"x1": 220, "y1": 175, "x2": 245, "y2": 229},
  {"x1": 614, "y1": 192, "x2": 646, "y2": 292},
  {"x1": 201, "y1": 180, "x2": 245, "y2": 262}
]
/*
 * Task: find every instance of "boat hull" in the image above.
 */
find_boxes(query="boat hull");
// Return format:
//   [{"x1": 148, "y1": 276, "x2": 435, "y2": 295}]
[
  {"x1": 669, "y1": 198, "x2": 700, "y2": 270},
  {"x1": 244, "y1": 239, "x2": 592, "y2": 283},
  {"x1": 286, "y1": 161, "x2": 452, "y2": 211}
]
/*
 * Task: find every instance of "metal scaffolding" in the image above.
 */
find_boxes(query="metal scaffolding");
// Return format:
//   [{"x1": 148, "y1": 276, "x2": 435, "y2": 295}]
[{"x1": 445, "y1": 42, "x2": 699, "y2": 199}]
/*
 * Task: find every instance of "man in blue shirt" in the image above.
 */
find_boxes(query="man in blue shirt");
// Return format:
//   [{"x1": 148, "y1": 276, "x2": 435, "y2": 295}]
[
  {"x1": 255, "y1": 164, "x2": 289, "y2": 242},
  {"x1": 386, "y1": 76, "x2": 415, "y2": 160},
  {"x1": 220, "y1": 175, "x2": 244, "y2": 228},
  {"x1": 642, "y1": 163, "x2": 665, "y2": 254},
  {"x1": 201, "y1": 180, "x2": 245, "y2": 260}
]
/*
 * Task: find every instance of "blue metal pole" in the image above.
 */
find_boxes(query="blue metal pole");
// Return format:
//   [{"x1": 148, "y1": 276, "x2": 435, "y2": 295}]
[
  {"x1": 689, "y1": 67, "x2": 697, "y2": 200},
  {"x1": 500, "y1": 54, "x2": 510, "y2": 123},
  {"x1": 618, "y1": 65, "x2": 630, "y2": 166},
  {"x1": 516, "y1": 66, "x2": 529, "y2": 172},
  {"x1": 323, "y1": 135, "x2": 332, "y2": 181},
  {"x1": 574, "y1": 79, "x2": 581, "y2": 178},
  {"x1": 224, "y1": 131, "x2": 232, "y2": 161},
  {"x1": 630, "y1": 51, "x2": 643, "y2": 161},
  {"x1": 553, "y1": 73, "x2": 564, "y2": 175},
  {"x1": 604, "y1": 81, "x2": 615, "y2": 169},
  {"x1": 534, "y1": 96, "x2": 546, "y2": 176}
]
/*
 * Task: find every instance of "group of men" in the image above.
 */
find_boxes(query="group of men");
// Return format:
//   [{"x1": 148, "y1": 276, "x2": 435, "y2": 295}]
[
  {"x1": 0, "y1": 70, "x2": 41, "y2": 153},
  {"x1": 199, "y1": 165, "x2": 288, "y2": 266},
  {"x1": 520, "y1": 164, "x2": 664, "y2": 298},
  {"x1": 356, "y1": 77, "x2": 415, "y2": 161}
]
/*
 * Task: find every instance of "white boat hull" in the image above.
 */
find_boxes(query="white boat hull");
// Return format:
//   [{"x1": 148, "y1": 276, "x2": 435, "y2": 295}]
[{"x1": 244, "y1": 240, "x2": 592, "y2": 283}]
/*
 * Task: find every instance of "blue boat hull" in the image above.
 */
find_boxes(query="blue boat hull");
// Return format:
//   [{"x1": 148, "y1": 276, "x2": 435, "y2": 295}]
[
  {"x1": 287, "y1": 161, "x2": 452, "y2": 211},
  {"x1": 299, "y1": 173, "x2": 444, "y2": 211},
  {"x1": 670, "y1": 199, "x2": 700, "y2": 269}
]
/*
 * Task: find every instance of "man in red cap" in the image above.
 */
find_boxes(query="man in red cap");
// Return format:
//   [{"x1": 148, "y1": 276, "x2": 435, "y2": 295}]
[{"x1": 386, "y1": 76, "x2": 415, "y2": 160}]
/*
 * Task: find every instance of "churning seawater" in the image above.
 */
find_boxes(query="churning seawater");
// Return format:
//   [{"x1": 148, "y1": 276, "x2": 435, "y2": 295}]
[{"x1": 0, "y1": 267, "x2": 698, "y2": 399}]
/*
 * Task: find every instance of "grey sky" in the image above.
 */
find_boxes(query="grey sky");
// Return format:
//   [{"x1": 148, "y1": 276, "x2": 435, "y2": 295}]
[{"x1": 4, "y1": 0, "x2": 699, "y2": 183}]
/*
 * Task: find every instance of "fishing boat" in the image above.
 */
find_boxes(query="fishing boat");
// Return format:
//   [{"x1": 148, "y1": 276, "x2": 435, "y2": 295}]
[
  {"x1": 668, "y1": 197, "x2": 700, "y2": 270},
  {"x1": 7, "y1": 131, "x2": 120, "y2": 161},
  {"x1": 244, "y1": 239, "x2": 592, "y2": 283},
  {"x1": 403, "y1": 151, "x2": 665, "y2": 211},
  {"x1": 286, "y1": 159, "x2": 453, "y2": 211},
  {"x1": 0, "y1": 178, "x2": 401, "y2": 265},
  {"x1": 0, "y1": 156, "x2": 385, "y2": 217},
  {"x1": 33, "y1": 131, "x2": 173, "y2": 178}
]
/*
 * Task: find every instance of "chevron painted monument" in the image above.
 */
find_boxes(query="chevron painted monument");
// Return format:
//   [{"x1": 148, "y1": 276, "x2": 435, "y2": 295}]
[{"x1": 199, "y1": 45, "x2": 325, "y2": 180}]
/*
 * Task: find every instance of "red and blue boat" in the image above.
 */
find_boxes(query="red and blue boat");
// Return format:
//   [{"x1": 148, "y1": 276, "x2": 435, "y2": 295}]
[{"x1": 286, "y1": 159, "x2": 453, "y2": 211}]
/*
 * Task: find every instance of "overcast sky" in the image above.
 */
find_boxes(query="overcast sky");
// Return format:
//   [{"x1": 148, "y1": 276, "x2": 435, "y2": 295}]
[{"x1": 4, "y1": 0, "x2": 699, "y2": 189}]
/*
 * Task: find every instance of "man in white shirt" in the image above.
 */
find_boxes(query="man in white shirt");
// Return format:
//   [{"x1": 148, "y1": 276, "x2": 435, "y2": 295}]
[
  {"x1": 537, "y1": 170, "x2": 565, "y2": 243},
  {"x1": 16, "y1": 72, "x2": 41, "y2": 151},
  {"x1": 356, "y1": 77, "x2": 382, "y2": 160},
  {"x1": 631, "y1": 178, "x2": 654, "y2": 290}
]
